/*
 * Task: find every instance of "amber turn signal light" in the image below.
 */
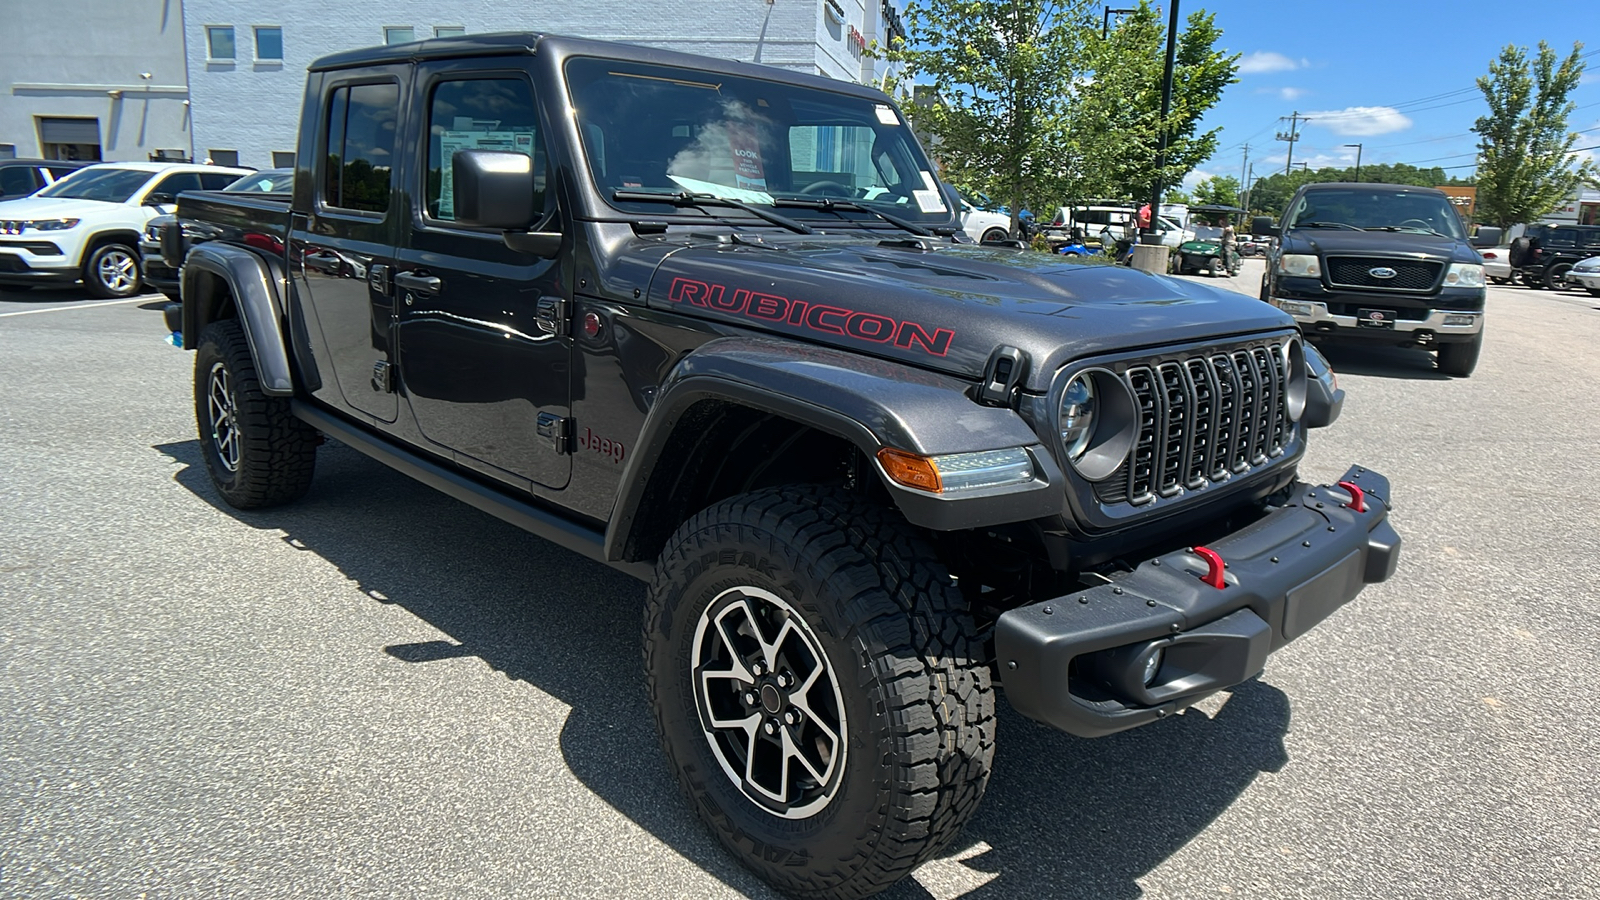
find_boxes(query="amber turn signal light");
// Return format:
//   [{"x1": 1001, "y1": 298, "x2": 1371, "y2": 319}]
[{"x1": 876, "y1": 448, "x2": 942, "y2": 493}]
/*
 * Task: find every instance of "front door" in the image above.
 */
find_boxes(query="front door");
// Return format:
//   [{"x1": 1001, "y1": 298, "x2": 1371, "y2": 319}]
[
  {"x1": 394, "y1": 63, "x2": 571, "y2": 490},
  {"x1": 291, "y1": 73, "x2": 406, "y2": 423}
]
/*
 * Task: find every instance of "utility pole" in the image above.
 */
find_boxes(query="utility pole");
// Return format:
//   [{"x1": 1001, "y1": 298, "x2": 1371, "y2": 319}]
[
  {"x1": 1239, "y1": 143, "x2": 1250, "y2": 214},
  {"x1": 1276, "y1": 111, "x2": 1305, "y2": 176},
  {"x1": 1242, "y1": 162, "x2": 1256, "y2": 216},
  {"x1": 1344, "y1": 143, "x2": 1363, "y2": 182}
]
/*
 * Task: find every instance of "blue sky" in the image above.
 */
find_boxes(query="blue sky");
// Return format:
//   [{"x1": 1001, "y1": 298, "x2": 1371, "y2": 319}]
[{"x1": 1178, "y1": 1, "x2": 1600, "y2": 190}]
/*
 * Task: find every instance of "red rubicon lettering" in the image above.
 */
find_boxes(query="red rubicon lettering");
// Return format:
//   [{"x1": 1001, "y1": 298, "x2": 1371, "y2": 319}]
[
  {"x1": 893, "y1": 321, "x2": 954, "y2": 356},
  {"x1": 663, "y1": 277, "x2": 957, "y2": 357},
  {"x1": 805, "y1": 305, "x2": 849, "y2": 334}
]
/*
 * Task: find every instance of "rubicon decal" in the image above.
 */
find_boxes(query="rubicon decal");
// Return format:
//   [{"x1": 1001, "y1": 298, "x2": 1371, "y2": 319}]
[{"x1": 667, "y1": 277, "x2": 954, "y2": 357}]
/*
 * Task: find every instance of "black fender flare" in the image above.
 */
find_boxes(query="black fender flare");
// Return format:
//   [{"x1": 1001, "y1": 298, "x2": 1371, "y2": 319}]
[
  {"x1": 603, "y1": 336, "x2": 1065, "y2": 563},
  {"x1": 181, "y1": 242, "x2": 295, "y2": 396}
]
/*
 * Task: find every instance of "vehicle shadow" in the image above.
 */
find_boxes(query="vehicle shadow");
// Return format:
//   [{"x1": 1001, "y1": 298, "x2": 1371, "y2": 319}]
[
  {"x1": 155, "y1": 437, "x2": 1293, "y2": 900},
  {"x1": 1313, "y1": 341, "x2": 1450, "y2": 381}
]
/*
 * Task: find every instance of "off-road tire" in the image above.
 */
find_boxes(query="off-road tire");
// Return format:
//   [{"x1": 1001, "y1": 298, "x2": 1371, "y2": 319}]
[
  {"x1": 980, "y1": 227, "x2": 1008, "y2": 244},
  {"x1": 644, "y1": 486, "x2": 995, "y2": 900},
  {"x1": 1437, "y1": 329, "x2": 1482, "y2": 378},
  {"x1": 1508, "y1": 236, "x2": 1533, "y2": 268},
  {"x1": 193, "y1": 320, "x2": 317, "y2": 508},
  {"x1": 1544, "y1": 263, "x2": 1573, "y2": 291},
  {"x1": 83, "y1": 241, "x2": 142, "y2": 299}
]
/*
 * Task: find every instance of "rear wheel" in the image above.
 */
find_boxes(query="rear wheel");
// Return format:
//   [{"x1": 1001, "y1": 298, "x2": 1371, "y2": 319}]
[
  {"x1": 193, "y1": 320, "x2": 318, "y2": 508},
  {"x1": 1437, "y1": 329, "x2": 1483, "y2": 378},
  {"x1": 1544, "y1": 263, "x2": 1573, "y2": 291},
  {"x1": 645, "y1": 486, "x2": 994, "y2": 900},
  {"x1": 83, "y1": 242, "x2": 142, "y2": 299},
  {"x1": 980, "y1": 227, "x2": 1008, "y2": 243}
]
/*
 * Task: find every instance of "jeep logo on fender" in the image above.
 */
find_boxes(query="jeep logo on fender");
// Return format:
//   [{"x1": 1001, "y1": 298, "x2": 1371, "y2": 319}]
[{"x1": 667, "y1": 277, "x2": 955, "y2": 357}]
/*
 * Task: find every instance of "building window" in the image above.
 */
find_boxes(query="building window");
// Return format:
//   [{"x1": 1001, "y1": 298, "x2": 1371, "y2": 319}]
[
  {"x1": 271, "y1": 151, "x2": 295, "y2": 168},
  {"x1": 434, "y1": 25, "x2": 466, "y2": 38},
  {"x1": 208, "y1": 149, "x2": 240, "y2": 167},
  {"x1": 206, "y1": 26, "x2": 236, "y2": 60},
  {"x1": 255, "y1": 27, "x2": 283, "y2": 61},
  {"x1": 383, "y1": 26, "x2": 415, "y2": 45},
  {"x1": 0, "y1": 143, "x2": 15, "y2": 160},
  {"x1": 322, "y1": 82, "x2": 399, "y2": 213}
]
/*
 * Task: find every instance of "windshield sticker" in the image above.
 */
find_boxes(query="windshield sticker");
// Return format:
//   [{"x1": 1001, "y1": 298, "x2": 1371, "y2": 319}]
[
  {"x1": 439, "y1": 129, "x2": 534, "y2": 218},
  {"x1": 913, "y1": 189, "x2": 947, "y2": 214},
  {"x1": 667, "y1": 276, "x2": 955, "y2": 357},
  {"x1": 920, "y1": 171, "x2": 938, "y2": 192},
  {"x1": 875, "y1": 105, "x2": 899, "y2": 126},
  {"x1": 727, "y1": 124, "x2": 768, "y2": 191}
]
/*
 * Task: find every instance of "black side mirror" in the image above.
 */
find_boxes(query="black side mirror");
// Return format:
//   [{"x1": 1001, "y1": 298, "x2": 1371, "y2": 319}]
[
  {"x1": 452, "y1": 149, "x2": 560, "y2": 258},
  {"x1": 145, "y1": 192, "x2": 177, "y2": 206},
  {"x1": 1470, "y1": 226, "x2": 1503, "y2": 248},
  {"x1": 1251, "y1": 215, "x2": 1278, "y2": 238}
]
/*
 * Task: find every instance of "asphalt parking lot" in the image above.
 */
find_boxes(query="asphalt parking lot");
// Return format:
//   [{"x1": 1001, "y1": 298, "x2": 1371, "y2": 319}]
[{"x1": 2, "y1": 270, "x2": 1597, "y2": 899}]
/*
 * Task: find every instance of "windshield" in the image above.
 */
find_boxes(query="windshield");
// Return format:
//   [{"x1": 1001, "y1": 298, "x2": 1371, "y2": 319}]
[
  {"x1": 34, "y1": 167, "x2": 154, "y2": 203},
  {"x1": 223, "y1": 170, "x2": 294, "y2": 193},
  {"x1": 565, "y1": 58, "x2": 953, "y2": 226},
  {"x1": 1285, "y1": 188, "x2": 1465, "y2": 239}
]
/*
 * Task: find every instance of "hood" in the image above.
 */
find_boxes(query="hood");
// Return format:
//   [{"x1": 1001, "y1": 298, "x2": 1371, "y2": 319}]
[
  {"x1": 1281, "y1": 227, "x2": 1475, "y2": 262},
  {"x1": 0, "y1": 195, "x2": 142, "y2": 223},
  {"x1": 645, "y1": 236, "x2": 1294, "y2": 391}
]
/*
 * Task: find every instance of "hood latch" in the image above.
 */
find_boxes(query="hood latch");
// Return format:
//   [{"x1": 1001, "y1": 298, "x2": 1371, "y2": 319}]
[{"x1": 978, "y1": 345, "x2": 1028, "y2": 407}]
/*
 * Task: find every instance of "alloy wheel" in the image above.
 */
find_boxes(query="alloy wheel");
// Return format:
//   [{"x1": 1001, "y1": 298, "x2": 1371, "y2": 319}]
[
  {"x1": 207, "y1": 362, "x2": 240, "y2": 473},
  {"x1": 96, "y1": 247, "x2": 139, "y2": 294}
]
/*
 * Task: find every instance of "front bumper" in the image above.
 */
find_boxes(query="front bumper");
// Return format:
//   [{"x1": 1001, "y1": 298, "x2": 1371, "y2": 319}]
[
  {"x1": 995, "y1": 464, "x2": 1399, "y2": 737},
  {"x1": 139, "y1": 238, "x2": 180, "y2": 293},
  {"x1": 1570, "y1": 270, "x2": 1600, "y2": 290},
  {"x1": 0, "y1": 251, "x2": 79, "y2": 284},
  {"x1": 1268, "y1": 298, "x2": 1482, "y2": 342}
]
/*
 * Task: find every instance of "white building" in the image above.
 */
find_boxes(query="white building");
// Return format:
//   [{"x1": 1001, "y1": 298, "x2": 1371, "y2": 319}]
[
  {"x1": 1, "y1": 1, "x2": 192, "y2": 163},
  {"x1": 183, "y1": 0, "x2": 908, "y2": 169}
]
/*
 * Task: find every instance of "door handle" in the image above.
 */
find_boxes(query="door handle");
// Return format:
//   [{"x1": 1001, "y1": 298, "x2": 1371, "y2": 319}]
[{"x1": 394, "y1": 271, "x2": 442, "y2": 294}]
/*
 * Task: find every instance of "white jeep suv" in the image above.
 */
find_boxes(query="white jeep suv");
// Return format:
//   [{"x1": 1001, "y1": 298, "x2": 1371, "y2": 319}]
[{"x1": 0, "y1": 162, "x2": 247, "y2": 297}]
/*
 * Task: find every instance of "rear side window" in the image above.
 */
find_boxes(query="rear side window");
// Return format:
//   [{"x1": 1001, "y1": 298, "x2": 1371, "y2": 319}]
[
  {"x1": 323, "y1": 82, "x2": 399, "y2": 213},
  {"x1": 424, "y1": 77, "x2": 546, "y2": 222},
  {"x1": 0, "y1": 166, "x2": 37, "y2": 196},
  {"x1": 199, "y1": 172, "x2": 241, "y2": 190}
]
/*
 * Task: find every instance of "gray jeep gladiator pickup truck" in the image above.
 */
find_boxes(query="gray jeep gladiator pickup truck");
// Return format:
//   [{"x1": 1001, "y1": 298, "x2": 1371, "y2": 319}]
[{"x1": 163, "y1": 32, "x2": 1401, "y2": 899}]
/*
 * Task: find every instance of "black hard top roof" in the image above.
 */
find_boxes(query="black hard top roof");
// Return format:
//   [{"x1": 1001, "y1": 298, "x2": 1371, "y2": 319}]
[
  {"x1": 1300, "y1": 181, "x2": 1448, "y2": 195},
  {"x1": 309, "y1": 31, "x2": 892, "y2": 103},
  {"x1": 0, "y1": 158, "x2": 90, "y2": 168}
]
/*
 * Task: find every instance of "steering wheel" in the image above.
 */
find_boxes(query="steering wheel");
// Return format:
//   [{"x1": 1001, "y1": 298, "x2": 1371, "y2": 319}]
[
  {"x1": 1398, "y1": 218, "x2": 1433, "y2": 230},
  {"x1": 800, "y1": 180, "x2": 855, "y2": 198}
]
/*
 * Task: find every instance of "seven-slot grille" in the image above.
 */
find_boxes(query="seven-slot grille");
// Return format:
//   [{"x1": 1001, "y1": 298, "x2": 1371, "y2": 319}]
[
  {"x1": 1094, "y1": 341, "x2": 1292, "y2": 506},
  {"x1": 1326, "y1": 256, "x2": 1441, "y2": 291}
]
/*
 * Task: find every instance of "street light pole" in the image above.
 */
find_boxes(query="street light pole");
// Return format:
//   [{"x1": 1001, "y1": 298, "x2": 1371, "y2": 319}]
[
  {"x1": 1144, "y1": 0, "x2": 1180, "y2": 239},
  {"x1": 1344, "y1": 143, "x2": 1363, "y2": 182},
  {"x1": 1102, "y1": 6, "x2": 1135, "y2": 39}
]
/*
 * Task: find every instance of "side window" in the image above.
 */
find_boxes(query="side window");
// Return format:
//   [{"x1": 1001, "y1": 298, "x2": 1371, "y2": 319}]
[
  {"x1": 0, "y1": 167, "x2": 36, "y2": 196},
  {"x1": 322, "y1": 81, "x2": 399, "y2": 214},
  {"x1": 150, "y1": 171, "x2": 203, "y2": 199},
  {"x1": 425, "y1": 76, "x2": 546, "y2": 222},
  {"x1": 199, "y1": 172, "x2": 241, "y2": 190}
]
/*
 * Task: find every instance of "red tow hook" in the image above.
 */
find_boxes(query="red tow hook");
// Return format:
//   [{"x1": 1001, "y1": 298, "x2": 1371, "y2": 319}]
[
  {"x1": 1336, "y1": 480, "x2": 1367, "y2": 513},
  {"x1": 1192, "y1": 546, "x2": 1227, "y2": 590}
]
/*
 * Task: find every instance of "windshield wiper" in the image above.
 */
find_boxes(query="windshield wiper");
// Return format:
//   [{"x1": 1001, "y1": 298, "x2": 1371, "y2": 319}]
[
  {"x1": 611, "y1": 189, "x2": 813, "y2": 235},
  {"x1": 1292, "y1": 221, "x2": 1362, "y2": 231},
  {"x1": 771, "y1": 196, "x2": 937, "y2": 237},
  {"x1": 1365, "y1": 225, "x2": 1448, "y2": 237}
]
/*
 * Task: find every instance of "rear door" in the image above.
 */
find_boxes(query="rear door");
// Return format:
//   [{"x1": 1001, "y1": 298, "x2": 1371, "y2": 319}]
[
  {"x1": 290, "y1": 70, "x2": 407, "y2": 423},
  {"x1": 393, "y1": 60, "x2": 571, "y2": 490}
]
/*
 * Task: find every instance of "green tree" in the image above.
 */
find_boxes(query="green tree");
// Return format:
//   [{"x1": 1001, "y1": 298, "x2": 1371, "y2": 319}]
[
  {"x1": 885, "y1": 0, "x2": 1093, "y2": 235},
  {"x1": 1472, "y1": 41, "x2": 1596, "y2": 228},
  {"x1": 1191, "y1": 174, "x2": 1241, "y2": 207},
  {"x1": 1066, "y1": 3, "x2": 1239, "y2": 202},
  {"x1": 1245, "y1": 163, "x2": 1469, "y2": 218}
]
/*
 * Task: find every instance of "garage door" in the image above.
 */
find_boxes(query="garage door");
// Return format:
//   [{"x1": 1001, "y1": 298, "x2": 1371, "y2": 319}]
[{"x1": 38, "y1": 118, "x2": 102, "y2": 144}]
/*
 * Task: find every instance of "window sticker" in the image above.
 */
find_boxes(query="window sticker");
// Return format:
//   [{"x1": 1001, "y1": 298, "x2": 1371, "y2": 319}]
[
  {"x1": 727, "y1": 124, "x2": 768, "y2": 192},
  {"x1": 920, "y1": 170, "x2": 938, "y2": 192},
  {"x1": 438, "y1": 126, "x2": 534, "y2": 218},
  {"x1": 913, "y1": 189, "x2": 947, "y2": 214},
  {"x1": 875, "y1": 104, "x2": 899, "y2": 126}
]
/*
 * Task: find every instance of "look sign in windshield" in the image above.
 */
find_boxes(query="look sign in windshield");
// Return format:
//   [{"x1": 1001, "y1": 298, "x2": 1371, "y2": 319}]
[{"x1": 565, "y1": 57, "x2": 953, "y2": 226}]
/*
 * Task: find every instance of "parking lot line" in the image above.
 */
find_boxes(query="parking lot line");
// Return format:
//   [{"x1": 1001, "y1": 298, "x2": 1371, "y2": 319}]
[{"x1": 0, "y1": 296, "x2": 157, "y2": 318}]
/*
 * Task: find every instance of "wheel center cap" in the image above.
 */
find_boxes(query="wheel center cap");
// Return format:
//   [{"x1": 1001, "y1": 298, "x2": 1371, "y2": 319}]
[{"x1": 760, "y1": 683, "x2": 783, "y2": 714}]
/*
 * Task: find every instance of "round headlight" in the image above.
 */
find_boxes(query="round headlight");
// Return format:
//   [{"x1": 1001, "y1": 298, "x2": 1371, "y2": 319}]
[
  {"x1": 1059, "y1": 374, "x2": 1097, "y2": 460},
  {"x1": 1054, "y1": 368, "x2": 1137, "y2": 482}
]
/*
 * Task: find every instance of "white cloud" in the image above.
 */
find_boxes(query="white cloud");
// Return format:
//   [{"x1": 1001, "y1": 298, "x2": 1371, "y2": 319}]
[
  {"x1": 1252, "y1": 86, "x2": 1309, "y2": 100},
  {"x1": 1179, "y1": 170, "x2": 1217, "y2": 193},
  {"x1": 1303, "y1": 106, "x2": 1414, "y2": 136},
  {"x1": 1238, "y1": 51, "x2": 1304, "y2": 75}
]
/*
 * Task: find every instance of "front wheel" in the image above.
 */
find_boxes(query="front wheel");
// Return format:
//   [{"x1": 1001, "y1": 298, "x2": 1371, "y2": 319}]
[
  {"x1": 83, "y1": 242, "x2": 142, "y2": 299},
  {"x1": 193, "y1": 320, "x2": 318, "y2": 507},
  {"x1": 645, "y1": 487, "x2": 995, "y2": 900},
  {"x1": 1437, "y1": 329, "x2": 1483, "y2": 378},
  {"x1": 980, "y1": 227, "x2": 1008, "y2": 243}
]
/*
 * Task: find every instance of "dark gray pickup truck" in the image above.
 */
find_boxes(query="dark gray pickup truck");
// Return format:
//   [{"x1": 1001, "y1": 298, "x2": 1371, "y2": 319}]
[{"x1": 162, "y1": 32, "x2": 1401, "y2": 899}]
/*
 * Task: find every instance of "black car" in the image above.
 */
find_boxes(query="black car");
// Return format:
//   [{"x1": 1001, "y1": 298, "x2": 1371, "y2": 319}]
[
  {"x1": 1508, "y1": 223, "x2": 1600, "y2": 290},
  {"x1": 0, "y1": 159, "x2": 91, "y2": 202},
  {"x1": 141, "y1": 169, "x2": 295, "y2": 298},
  {"x1": 1254, "y1": 182, "x2": 1492, "y2": 377}
]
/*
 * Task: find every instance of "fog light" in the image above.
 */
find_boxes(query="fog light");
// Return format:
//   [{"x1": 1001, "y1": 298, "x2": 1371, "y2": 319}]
[
  {"x1": 1442, "y1": 314, "x2": 1477, "y2": 327},
  {"x1": 1142, "y1": 648, "x2": 1163, "y2": 686}
]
